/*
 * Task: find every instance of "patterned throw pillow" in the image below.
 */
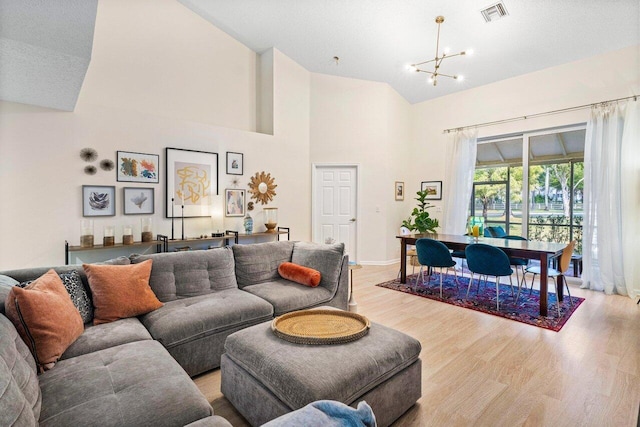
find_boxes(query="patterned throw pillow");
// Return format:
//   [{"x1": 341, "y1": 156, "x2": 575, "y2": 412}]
[
  {"x1": 20, "y1": 271, "x2": 93, "y2": 324},
  {"x1": 59, "y1": 271, "x2": 93, "y2": 324}
]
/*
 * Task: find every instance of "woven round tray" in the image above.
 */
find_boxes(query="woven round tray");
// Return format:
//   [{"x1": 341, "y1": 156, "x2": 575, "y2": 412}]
[{"x1": 271, "y1": 309, "x2": 371, "y2": 345}]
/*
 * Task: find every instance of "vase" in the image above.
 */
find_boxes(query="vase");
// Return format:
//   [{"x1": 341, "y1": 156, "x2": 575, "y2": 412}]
[
  {"x1": 122, "y1": 225, "x2": 134, "y2": 245},
  {"x1": 264, "y1": 207, "x2": 278, "y2": 233},
  {"x1": 80, "y1": 219, "x2": 94, "y2": 248},
  {"x1": 243, "y1": 213, "x2": 253, "y2": 234},
  {"x1": 141, "y1": 218, "x2": 153, "y2": 242}
]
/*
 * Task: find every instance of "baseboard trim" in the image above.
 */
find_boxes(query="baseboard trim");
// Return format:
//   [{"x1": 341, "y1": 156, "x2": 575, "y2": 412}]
[{"x1": 358, "y1": 259, "x2": 400, "y2": 266}]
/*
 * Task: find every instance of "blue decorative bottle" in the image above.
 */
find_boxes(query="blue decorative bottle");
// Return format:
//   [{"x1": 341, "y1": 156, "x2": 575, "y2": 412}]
[{"x1": 243, "y1": 213, "x2": 253, "y2": 234}]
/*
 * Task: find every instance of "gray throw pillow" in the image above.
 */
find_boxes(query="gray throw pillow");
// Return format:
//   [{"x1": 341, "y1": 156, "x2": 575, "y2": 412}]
[{"x1": 20, "y1": 271, "x2": 93, "y2": 324}]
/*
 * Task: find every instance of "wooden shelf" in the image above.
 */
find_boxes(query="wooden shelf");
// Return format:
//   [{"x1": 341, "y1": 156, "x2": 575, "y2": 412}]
[
  {"x1": 67, "y1": 240, "x2": 161, "y2": 252},
  {"x1": 65, "y1": 227, "x2": 290, "y2": 263}
]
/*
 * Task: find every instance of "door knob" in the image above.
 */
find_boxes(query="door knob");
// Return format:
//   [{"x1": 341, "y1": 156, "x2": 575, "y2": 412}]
[{"x1": 349, "y1": 218, "x2": 356, "y2": 222}]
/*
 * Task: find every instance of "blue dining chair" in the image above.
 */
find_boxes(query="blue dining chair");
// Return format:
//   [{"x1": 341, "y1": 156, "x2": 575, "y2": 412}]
[
  {"x1": 503, "y1": 235, "x2": 529, "y2": 300},
  {"x1": 485, "y1": 226, "x2": 507, "y2": 238},
  {"x1": 415, "y1": 238, "x2": 459, "y2": 298},
  {"x1": 465, "y1": 243, "x2": 514, "y2": 310},
  {"x1": 524, "y1": 240, "x2": 576, "y2": 317}
]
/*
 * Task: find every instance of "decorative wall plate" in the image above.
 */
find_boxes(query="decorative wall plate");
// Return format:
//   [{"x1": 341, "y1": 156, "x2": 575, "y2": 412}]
[{"x1": 248, "y1": 171, "x2": 277, "y2": 205}]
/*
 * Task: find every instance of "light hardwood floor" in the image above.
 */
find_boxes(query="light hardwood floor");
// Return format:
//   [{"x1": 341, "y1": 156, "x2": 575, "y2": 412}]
[{"x1": 194, "y1": 264, "x2": 640, "y2": 426}]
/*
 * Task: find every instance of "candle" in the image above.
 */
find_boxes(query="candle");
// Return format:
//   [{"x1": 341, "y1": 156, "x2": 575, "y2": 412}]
[
  {"x1": 141, "y1": 218, "x2": 152, "y2": 232},
  {"x1": 123, "y1": 225, "x2": 132, "y2": 236}
]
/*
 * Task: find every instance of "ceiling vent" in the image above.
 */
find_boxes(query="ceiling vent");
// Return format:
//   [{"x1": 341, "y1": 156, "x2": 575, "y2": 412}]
[{"x1": 481, "y1": 2, "x2": 508, "y2": 22}]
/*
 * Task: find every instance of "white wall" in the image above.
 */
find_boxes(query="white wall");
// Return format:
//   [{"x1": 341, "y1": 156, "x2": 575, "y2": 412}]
[
  {"x1": 0, "y1": 2, "x2": 311, "y2": 269},
  {"x1": 81, "y1": 0, "x2": 257, "y2": 132},
  {"x1": 309, "y1": 74, "x2": 412, "y2": 263}
]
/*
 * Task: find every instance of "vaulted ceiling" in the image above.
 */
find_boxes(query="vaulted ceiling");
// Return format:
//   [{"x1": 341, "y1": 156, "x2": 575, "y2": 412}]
[
  {"x1": 0, "y1": 0, "x2": 98, "y2": 111},
  {"x1": 1, "y1": 0, "x2": 638, "y2": 111},
  {"x1": 180, "y1": 0, "x2": 640, "y2": 104}
]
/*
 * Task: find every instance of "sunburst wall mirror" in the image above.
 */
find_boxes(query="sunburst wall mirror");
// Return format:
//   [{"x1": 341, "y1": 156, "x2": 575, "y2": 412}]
[{"x1": 248, "y1": 171, "x2": 277, "y2": 205}]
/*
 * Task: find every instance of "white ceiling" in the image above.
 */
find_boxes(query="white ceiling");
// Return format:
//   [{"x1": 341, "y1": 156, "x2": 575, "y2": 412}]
[
  {"x1": 0, "y1": 1, "x2": 637, "y2": 111},
  {"x1": 0, "y1": 0, "x2": 98, "y2": 111},
  {"x1": 179, "y1": 0, "x2": 640, "y2": 104}
]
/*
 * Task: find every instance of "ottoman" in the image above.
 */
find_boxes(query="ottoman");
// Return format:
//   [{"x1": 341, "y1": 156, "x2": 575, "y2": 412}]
[{"x1": 220, "y1": 318, "x2": 422, "y2": 427}]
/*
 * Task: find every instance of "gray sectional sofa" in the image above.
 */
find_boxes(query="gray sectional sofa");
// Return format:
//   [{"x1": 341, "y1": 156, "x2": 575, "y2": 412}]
[{"x1": 0, "y1": 241, "x2": 349, "y2": 426}]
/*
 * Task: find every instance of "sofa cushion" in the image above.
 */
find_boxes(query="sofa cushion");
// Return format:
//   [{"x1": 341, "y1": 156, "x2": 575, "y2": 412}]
[
  {"x1": 242, "y1": 279, "x2": 334, "y2": 316},
  {"x1": 0, "y1": 274, "x2": 19, "y2": 314},
  {"x1": 233, "y1": 241, "x2": 295, "y2": 288},
  {"x1": 0, "y1": 314, "x2": 41, "y2": 426},
  {"x1": 291, "y1": 242, "x2": 345, "y2": 293},
  {"x1": 62, "y1": 317, "x2": 152, "y2": 360},
  {"x1": 278, "y1": 262, "x2": 321, "y2": 287},
  {"x1": 5, "y1": 269, "x2": 84, "y2": 371},
  {"x1": 140, "y1": 289, "x2": 273, "y2": 348},
  {"x1": 38, "y1": 340, "x2": 215, "y2": 427},
  {"x1": 130, "y1": 247, "x2": 238, "y2": 301},
  {"x1": 83, "y1": 260, "x2": 163, "y2": 325}
]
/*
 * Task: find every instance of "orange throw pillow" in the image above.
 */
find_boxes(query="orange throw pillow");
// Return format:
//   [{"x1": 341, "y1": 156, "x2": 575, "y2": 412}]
[
  {"x1": 278, "y1": 262, "x2": 322, "y2": 287},
  {"x1": 83, "y1": 259, "x2": 162, "y2": 325},
  {"x1": 4, "y1": 269, "x2": 84, "y2": 371}
]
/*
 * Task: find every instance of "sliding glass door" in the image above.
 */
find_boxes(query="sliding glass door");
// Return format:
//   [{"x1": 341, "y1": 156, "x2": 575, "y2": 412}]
[{"x1": 471, "y1": 126, "x2": 585, "y2": 252}]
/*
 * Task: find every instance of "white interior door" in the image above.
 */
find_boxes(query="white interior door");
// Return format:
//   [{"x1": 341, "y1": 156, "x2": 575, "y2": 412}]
[{"x1": 313, "y1": 165, "x2": 358, "y2": 262}]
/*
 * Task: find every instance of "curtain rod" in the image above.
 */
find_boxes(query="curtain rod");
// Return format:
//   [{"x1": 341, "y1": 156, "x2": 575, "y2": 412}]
[{"x1": 443, "y1": 94, "x2": 638, "y2": 134}]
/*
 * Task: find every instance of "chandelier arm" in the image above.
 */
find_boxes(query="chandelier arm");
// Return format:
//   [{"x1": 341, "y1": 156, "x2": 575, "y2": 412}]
[
  {"x1": 435, "y1": 19, "x2": 442, "y2": 62},
  {"x1": 437, "y1": 72, "x2": 458, "y2": 79},
  {"x1": 413, "y1": 58, "x2": 438, "y2": 67},
  {"x1": 442, "y1": 52, "x2": 466, "y2": 59}
]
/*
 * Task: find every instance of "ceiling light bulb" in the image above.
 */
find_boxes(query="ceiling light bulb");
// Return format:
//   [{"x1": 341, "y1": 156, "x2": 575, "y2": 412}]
[
  {"x1": 466, "y1": 49, "x2": 474, "y2": 55},
  {"x1": 443, "y1": 47, "x2": 451, "y2": 54},
  {"x1": 457, "y1": 75, "x2": 464, "y2": 81},
  {"x1": 407, "y1": 64, "x2": 418, "y2": 72},
  {"x1": 427, "y1": 77, "x2": 434, "y2": 85}
]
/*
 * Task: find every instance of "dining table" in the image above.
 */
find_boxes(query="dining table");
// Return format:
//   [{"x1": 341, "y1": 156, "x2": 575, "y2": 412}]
[{"x1": 397, "y1": 233, "x2": 568, "y2": 317}]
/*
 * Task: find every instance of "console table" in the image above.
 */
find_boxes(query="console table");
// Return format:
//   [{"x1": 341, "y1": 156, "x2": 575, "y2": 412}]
[{"x1": 65, "y1": 227, "x2": 290, "y2": 264}]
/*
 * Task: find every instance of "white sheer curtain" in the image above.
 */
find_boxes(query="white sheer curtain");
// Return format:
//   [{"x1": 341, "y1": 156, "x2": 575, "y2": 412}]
[
  {"x1": 442, "y1": 130, "x2": 478, "y2": 235},
  {"x1": 582, "y1": 100, "x2": 638, "y2": 297},
  {"x1": 620, "y1": 101, "x2": 640, "y2": 298}
]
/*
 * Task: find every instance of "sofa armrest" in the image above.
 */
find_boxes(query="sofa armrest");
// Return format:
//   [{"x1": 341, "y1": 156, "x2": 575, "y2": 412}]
[{"x1": 320, "y1": 254, "x2": 349, "y2": 311}]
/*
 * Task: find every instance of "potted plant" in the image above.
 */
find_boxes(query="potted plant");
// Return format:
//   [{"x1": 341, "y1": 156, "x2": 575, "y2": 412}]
[{"x1": 401, "y1": 190, "x2": 439, "y2": 234}]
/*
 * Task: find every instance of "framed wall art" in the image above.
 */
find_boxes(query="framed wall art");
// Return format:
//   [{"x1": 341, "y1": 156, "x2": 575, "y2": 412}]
[
  {"x1": 226, "y1": 152, "x2": 243, "y2": 175},
  {"x1": 395, "y1": 181, "x2": 405, "y2": 201},
  {"x1": 116, "y1": 151, "x2": 159, "y2": 183},
  {"x1": 123, "y1": 187, "x2": 154, "y2": 215},
  {"x1": 421, "y1": 181, "x2": 442, "y2": 200},
  {"x1": 225, "y1": 188, "x2": 245, "y2": 217},
  {"x1": 165, "y1": 147, "x2": 218, "y2": 218},
  {"x1": 82, "y1": 185, "x2": 116, "y2": 217}
]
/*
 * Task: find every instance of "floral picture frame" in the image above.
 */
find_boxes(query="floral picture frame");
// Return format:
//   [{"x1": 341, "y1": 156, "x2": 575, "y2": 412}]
[
  {"x1": 116, "y1": 151, "x2": 159, "y2": 183},
  {"x1": 82, "y1": 185, "x2": 116, "y2": 217},
  {"x1": 123, "y1": 187, "x2": 154, "y2": 215}
]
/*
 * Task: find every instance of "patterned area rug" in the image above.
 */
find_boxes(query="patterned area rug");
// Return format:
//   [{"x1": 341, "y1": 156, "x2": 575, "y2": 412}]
[{"x1": 376, "y1": 273, "x2": 584, "y2": 331}]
